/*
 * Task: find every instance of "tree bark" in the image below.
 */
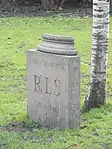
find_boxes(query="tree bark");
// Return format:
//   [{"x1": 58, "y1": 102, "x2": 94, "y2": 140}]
[
  {"x1": 83, "y1": 0, "x2": 110, "y2": 111},
  {"x1": 1, "y1": 0, "x2": 15, "y2": 11},
  {"x1": 1, "y1": 0, "x2": 10, "y2": 7},
  {"x1": 41, "y1": 0, "x2": 54, "y2": 10},
  {"x1": 41, "y1": 0, "x2": 65, "y2": 10}
]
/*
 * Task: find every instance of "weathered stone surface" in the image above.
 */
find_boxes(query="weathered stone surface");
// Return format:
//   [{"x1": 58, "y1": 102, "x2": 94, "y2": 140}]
[
  {"x1": 26, "y1": 34, "x2": 80, "y2": 129},
  {"x1": 38, "y1": 33, "x2": 77, "y2": 56}
]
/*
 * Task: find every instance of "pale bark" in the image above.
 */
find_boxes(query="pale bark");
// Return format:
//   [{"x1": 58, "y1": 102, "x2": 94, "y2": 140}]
[{"x1": 83, "y1": 0, "x2": 110, "y2": 110}]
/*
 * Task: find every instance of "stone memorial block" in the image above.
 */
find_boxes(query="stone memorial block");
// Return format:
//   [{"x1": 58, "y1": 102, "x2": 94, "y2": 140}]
[{"x1": 26, "y1": 33, "x2": 80, "y2": 129}]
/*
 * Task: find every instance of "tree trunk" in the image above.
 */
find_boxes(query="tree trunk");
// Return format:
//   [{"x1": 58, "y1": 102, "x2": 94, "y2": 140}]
[
  {"x1": 41, "y1": 0, "x2": 65, "y2": 10},
  {"x1": 1, "y1": 0, "x2": 15, "y2": 11},
  {"x1": 110, "y1": 0, "x2": 112, "y2": 13},
  {"x1": 41, "y1": 0, "x2": 54, "y2": 10},
  {"x1": 1, "y1": 0, "x2": 10, "y2": 7},
  {"x1": 83, "y1": 0, "x2": 110, "y2": 111}
]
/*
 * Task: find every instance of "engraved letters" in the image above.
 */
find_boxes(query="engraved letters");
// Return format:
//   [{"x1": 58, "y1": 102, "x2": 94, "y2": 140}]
[
  {"x1": 45, "y1": 77, "x2": 51, "y2": 95},
  {"x1": 34, "y1": 75, "x2": 42, "y2": 93},
  {"x1": 29, "y1": 59, "x2": 64, "y2": 70},
  {"x1": 33, "y1": 75, "x2": 60, "y2": 96},
  {"x1": 53, "y1": 79, "x2": 60, "y2": 96}
]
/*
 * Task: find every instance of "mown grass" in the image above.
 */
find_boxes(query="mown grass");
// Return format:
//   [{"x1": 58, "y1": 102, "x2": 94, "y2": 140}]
[{"x1": 0, "y1": 16, "x2": 112, "y2": 149}]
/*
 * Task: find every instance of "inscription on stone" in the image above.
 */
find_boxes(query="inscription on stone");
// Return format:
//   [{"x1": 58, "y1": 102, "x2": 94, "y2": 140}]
[
  {"x1": 35, "y1": 101, "x2": 58, "y2": 113},
  {"x1": 33, "y1": 75, "x2": 60, "y2": 96},
  {"x1": 48, "y1": 104, "x2": 58, "y2": 113},
  {"x1": 38, "y1": 112, "x2": 48, "y2": 122},
  {"x1": 29, "y1": 59, "x2": 65, "y2": 70}
]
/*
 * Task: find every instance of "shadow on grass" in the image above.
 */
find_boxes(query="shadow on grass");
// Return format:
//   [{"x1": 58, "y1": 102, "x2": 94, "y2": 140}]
[{"x1": 0, "y1": 121, "x2": 40, "y2": 132}]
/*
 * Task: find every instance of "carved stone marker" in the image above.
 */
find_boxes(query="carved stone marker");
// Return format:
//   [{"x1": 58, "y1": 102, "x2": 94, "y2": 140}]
[{"x1": 26, "y1": 33, "x2": 80, "y2": 129}]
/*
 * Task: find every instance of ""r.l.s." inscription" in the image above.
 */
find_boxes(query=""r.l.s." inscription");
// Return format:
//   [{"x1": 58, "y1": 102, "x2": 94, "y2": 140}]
[{"x1": 33, "y1": 75, "x2": 60, "y2": 96}]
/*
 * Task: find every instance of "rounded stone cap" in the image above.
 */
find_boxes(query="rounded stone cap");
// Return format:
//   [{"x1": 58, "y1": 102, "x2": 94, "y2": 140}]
[
  {"x1": 37, "y1": 33, "x2": 77, "y2": 56},
  {"x1": 42, "y1": 33, "x2": 74, "y2": 43}
]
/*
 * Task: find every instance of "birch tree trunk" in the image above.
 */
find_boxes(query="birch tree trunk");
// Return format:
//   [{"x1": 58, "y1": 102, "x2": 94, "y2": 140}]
[{"x1": 83, "y1": 0, "x2": 110, "y2": 110}]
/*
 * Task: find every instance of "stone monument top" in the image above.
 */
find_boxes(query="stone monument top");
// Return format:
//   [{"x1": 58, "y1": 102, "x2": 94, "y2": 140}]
[{"x1": 37, "y1": 33, "x2": 77, "y2": 56}]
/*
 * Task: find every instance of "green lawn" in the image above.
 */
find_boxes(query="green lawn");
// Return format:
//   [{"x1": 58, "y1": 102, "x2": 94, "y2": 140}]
[{"x1": 0, "y1": 16, "x2": 112, "y2": 149}]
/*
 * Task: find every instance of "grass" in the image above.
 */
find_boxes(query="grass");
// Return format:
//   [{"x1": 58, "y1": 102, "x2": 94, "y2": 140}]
[{"x1": 0, "y1": 15, "x2": 112, "y2": 149}]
